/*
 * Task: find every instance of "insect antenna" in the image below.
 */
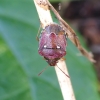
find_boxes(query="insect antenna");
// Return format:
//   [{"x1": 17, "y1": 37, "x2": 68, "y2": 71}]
[
  {"x1": 58, "y1": 3, "x2": 61, "y2": 11},
  {"x1": 54, "y1": 3, "x2": 61, "y2": 19},
  {"x1": 56, "y1": 65, "x2": 70, "y2": 78},
  {"x1": 38, "y1": 66, "x2": 49, "y2": 76},
  {"x1": 36, "y1": 24, "x2": 42, "y2": 41}
]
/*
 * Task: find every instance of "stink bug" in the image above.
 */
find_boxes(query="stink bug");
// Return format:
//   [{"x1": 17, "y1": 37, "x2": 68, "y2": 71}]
[{"x1": 38, "y1": 23, "x2": 67, "y2": 66}]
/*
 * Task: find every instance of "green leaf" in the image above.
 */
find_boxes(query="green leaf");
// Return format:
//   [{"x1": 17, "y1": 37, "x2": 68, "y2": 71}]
[{"x1": 0, "y1": 0, "x2": 100, "y2": 100}]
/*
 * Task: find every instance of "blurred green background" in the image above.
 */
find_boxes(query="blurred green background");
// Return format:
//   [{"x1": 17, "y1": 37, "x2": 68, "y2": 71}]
[{"x1": 0, "y1": 0, "x2": 100, "y2": 100}]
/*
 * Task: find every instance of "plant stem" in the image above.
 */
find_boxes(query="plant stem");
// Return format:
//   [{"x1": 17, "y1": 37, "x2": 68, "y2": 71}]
[
  {"x1": 33, "y1": 0, "x2": 76, "y2": 100},
  {"x1": 55, "y1": 60, "x2": 75, "y2": 100}
]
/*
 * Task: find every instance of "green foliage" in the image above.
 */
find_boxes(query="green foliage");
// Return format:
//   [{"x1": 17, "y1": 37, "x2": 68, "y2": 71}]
[{"x1": 0, "y1": 0, "x2": 100, "y2": 100}]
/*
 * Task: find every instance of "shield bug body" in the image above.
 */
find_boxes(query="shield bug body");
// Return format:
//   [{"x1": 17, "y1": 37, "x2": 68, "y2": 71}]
[{"x1": 38, "y1": 23, "x2": 67, "y2": 66}]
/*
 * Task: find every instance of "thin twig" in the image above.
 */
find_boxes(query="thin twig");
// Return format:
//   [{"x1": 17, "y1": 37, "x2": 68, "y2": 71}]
[
  {"x1": 55, "y1": 59, "x2": 75, "y2": 100},
  {"x1": 33, "y1": 0, "x2": 76, "y2": 100}
]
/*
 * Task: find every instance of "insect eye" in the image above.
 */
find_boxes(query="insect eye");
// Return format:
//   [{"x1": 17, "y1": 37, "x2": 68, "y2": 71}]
[
  {"x1": 44, "y1": 45, "x2": 47, "y2": 48},
  {"x1": 57, "y1": 45, "x2": 61, "y2": 49}
]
